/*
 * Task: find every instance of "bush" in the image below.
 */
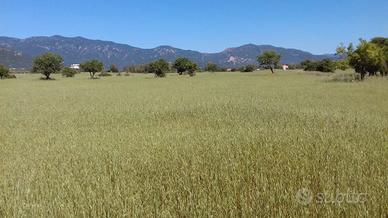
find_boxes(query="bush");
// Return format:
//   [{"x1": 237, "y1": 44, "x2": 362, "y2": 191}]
[
  {"x1": 204, "y1": 62, "x2": 219, "y2": 72},
  {"x1": 301, "y1": 59, "x2": 336, "y2": 73},
  {"x1": 335, "y1": 60, "x2": 349, "y2": 71},
  {"x1": 316, "y1": 59, "x2": 336, "y2": 73},
  {"x1": 240, "y1": 65, "x2": 256, "y2": 72},
  {"x1": 98, "y1": 72, "x2": 112, "y2": 77},
  {"x1": 330, "y1": 72, "x2": 358, "y2": 82},
  {"x1": 123, "y1": 64, "x2": 148, "y2": 73},
  {"x1": 109, "y1": 64, "x2": 119, "y2": 73},
  {"x1": 147, "y1": 59, "x2": 170, "y2": 77},
  {"x1": 5, "y1": 74, "x2": 16, "y2": 79},
  {"x1": 61, "y1": 67, "x2": 78, "y2": 77},
  {"x1": 0, "y1": 64, "x2": 10, "y2": 79}
]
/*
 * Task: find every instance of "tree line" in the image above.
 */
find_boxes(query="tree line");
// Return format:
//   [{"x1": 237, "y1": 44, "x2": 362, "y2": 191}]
[{"x1": 0, "y1": 37, "x2": 387, "y2": 81}]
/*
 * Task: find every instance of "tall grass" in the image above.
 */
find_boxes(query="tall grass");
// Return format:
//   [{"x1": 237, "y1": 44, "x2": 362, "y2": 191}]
[{"x1": 0, "y1": 71, "x2": 387, "y2": 217}]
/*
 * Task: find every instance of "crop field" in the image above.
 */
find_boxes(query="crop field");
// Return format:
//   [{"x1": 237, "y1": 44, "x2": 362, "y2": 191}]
[{"x1": 0, "y1": 70, "x2": 387, "y2": 217}]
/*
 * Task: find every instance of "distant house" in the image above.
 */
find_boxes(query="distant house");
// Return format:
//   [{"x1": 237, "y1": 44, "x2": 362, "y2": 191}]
[
  {"x1": 70, "y1": 64, "x2": 80, "y2": 70},
  {"x1": 282, "y1": 65, "x2": 289, "y2": 71}
]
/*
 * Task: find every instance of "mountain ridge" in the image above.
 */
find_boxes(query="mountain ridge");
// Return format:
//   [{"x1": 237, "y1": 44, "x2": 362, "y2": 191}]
[{"x1": 0, "y1": 35, "x2": 335, "y2": 69}]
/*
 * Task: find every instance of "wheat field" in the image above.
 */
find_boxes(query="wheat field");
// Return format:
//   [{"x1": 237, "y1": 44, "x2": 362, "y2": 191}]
[{"x1": 0, "y1": 71, "x2": 387, "y2": 217}]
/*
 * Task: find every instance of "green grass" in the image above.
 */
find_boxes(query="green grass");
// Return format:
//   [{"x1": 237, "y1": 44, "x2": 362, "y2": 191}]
[{"x1": 0, "y1": 70, "x2": 387, "y2": 217}]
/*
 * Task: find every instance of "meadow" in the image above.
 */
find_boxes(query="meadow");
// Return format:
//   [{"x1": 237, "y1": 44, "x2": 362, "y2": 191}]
[{"x1": 0, "y1": 70, "x2": 387, "y2": 217}]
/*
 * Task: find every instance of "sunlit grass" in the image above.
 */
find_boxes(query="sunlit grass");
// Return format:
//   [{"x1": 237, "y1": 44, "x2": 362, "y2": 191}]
[{"x1": 0, "y1": 70, "x2": 387, "y2": 217}]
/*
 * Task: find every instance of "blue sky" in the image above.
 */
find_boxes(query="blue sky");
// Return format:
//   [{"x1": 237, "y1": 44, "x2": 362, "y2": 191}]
[{"x1": 1, "y1": 0, "x2": 387, "y2": 54}]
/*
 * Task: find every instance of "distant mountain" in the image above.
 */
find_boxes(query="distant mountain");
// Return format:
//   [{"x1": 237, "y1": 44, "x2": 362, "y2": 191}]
[
  {"x1": 0, "y1": 47, "x2": 32, "y2": 68},
  {"x1": 0, "y1": 35, "x2": 335, "y2": 69}
]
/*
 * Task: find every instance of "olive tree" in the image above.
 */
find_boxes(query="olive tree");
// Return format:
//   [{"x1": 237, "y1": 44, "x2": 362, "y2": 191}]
[
  {"x1": 257, "y1": 51, "x2": 281, "y2": 73},
  {"x1": 173, "y1": 58, "x2": 198, "y2": 76},
  {"x1": 147, "y1": 59, "x2": 170, "y2": 77},
  {"x1": 32, "y1": 53, "x2": 63, "y2": 80},
  {"x1": 80, "y1": 60, "x2": 104, "y2": 79}
]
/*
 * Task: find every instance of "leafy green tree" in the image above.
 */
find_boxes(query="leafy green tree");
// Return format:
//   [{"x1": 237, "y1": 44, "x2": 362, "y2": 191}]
[
  {"x1": 147, "y1": 59, "x2": 170, "y2": 77},
  {"x1": 173, "y1": 58, "x2": 198, "y2": 76},
  {"x1": 257, "y1": 51, "x2": 281, "y2": 73},
  {"x1": 32, "y1": 53, "x2": 63, "y2": 80},
  {"x1": 109, "y1": 64, "x2": 119, "y2": 73},
  {"x1": 338, "y1": 38, "x2": 387, "y2": 79},
  {"x1": 204, "y1": 62, "x2": 219, "y2": 72},
  {"x1": 187, "y1": 62, "x2": 198, "y2": 77},
  {"x1": 0, "y1": 64, "x2": 10, "y2": 79},
  {"x1": 61, "y1": 67, "x2": 78, "y2": 77},
  {"x1": 80, "y1": 60, "x2": 104, "y2": 79},
  {"x1": 371, "y1": 37, "x2": 388, "y2": 76},
  {"x1": 348, "y1": 40, "x2": 384, "y2": 79}
]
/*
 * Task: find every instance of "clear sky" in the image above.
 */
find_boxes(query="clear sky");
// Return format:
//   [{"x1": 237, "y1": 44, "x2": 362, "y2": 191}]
[{"x1": 1, "y1": 0, "x2": 387, "y2": 54}]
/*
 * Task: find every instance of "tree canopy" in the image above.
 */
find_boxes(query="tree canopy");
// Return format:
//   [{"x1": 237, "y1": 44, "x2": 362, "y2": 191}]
[
  {"x1": 204, "y1": 62, "x2": 219, "y2": 72},
  {"x1": 147, "y1": 59, "x2": 170, "y2": 77},
  {"x1": 0, "y1": 64, "x2": 10, "y2": 79},
  {"x1": 80, "y1": 60, "x2": 104, "y2": 79},
  {"x1": 257, "y1": 51, "x2": 281, "y2": 73},
  {"x1": 173, "y1": 58, "x2": 198, "y2": 76},
  {"x1": 32, "y1": 53, "x2": 63, "y2": 80}
]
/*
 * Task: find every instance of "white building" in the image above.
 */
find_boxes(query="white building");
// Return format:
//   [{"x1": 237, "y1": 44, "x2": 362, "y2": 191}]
[
  {"x1": 70, "y1": 64, "x2": 80, "y2": 70},
  {"x1": 282, "y1": 65, "x2": 289, "y2": 71}
]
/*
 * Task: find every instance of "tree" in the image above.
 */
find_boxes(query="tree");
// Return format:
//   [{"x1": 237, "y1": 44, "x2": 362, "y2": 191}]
[
  {"x1": 204, "y1": 62, "x2": 219, "y2": 72},
  {"x1": 0, "y1": 64, "x2": 10, "y2": 79},
  {"x1": 257, "y1": 51, "x2": 281, "y2": 73},
  {"x1": 61, "y1": 67, "x2": 78, "y2": 77},
  {"x1": 348, "y1": 40, "x2": 384, "y2": 80},
  {"x1": 337, "y1": 38, "x2": 387, "y2": 79},
  {"x1": 147, "y1": 59, "x2": 170, "y2": 77},
  {"x1": 80, "y1": 60, "x2": 104, "y2": 79},
  {"x1": 32, "y1": 53, "x2": 63, "y2": 80},
  {"x1": 173, "y1": 58, "x2": 198, "y2": 76},
  {"x1": 371, "y1": 37, "x2": 388, "y2": 76},
  {"x1": 187, "y1": 62, "x2": 198, "y2": 77},
  {"x1": 109, "y1": 64, "x2": 119, "y2": 73}
]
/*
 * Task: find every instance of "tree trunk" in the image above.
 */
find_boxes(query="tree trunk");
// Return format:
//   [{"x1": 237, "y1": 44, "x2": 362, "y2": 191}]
[
  {"x1": 46, "y1": 74, "x2": 50, "y2": 80},
  {"x1": 361, "y1": 72, "x2": 366, "y2": 80},
  {"x1": 270, "y1": 67, "x2": 274, "y2": 74}
]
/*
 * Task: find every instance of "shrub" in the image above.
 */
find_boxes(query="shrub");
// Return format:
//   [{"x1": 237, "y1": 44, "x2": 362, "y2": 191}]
[
  {"x1": 61, "y1": 67, "x2": 78, "y2": 77},
  {"x1": 301, "y1": 59, "x2": 336, "y2": 73},
  {"x1": 330, "y1": 72, "x2": 358, "y2": 82},
  {"x1": 316, "y1": 59, "x2": 336, "y2": 73},
  {"x1": 204, "y1": 62, "x2": 219, "y2": 72},
  {"x1": 0, "y1": 64, "x2": 10, "y2": 79},
  {"x1": 240, "y1": 65, "x2": 256, "y2": 72},
  {"x1": 335, "y1": 60, "x2": 349, "y2": 71},
  {"x1": 109, "y1": 64, "x2": 119, "y2": 73},
  {"x1": 98, "y1": 72, "x2": 112, "y2": 77},
  {"x1": 5, "y1": 74, "x2": 16, "y2": 79},
  {"x1": 147, "y1": 59, "x2": 170, "y2": 77}
]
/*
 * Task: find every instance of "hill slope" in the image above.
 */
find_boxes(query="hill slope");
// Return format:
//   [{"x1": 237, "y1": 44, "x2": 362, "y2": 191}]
[{"x1": 0, "y1": 35, "x2": 334, "y2": 69}]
